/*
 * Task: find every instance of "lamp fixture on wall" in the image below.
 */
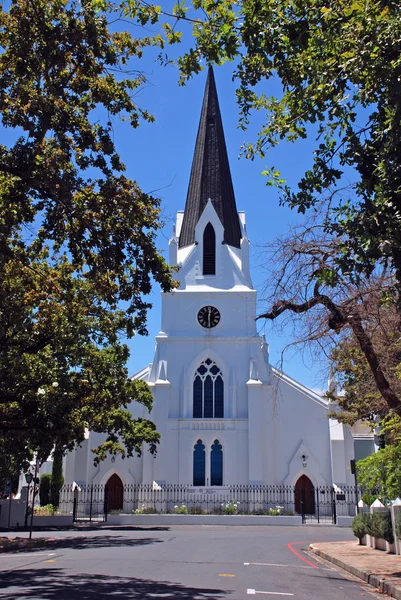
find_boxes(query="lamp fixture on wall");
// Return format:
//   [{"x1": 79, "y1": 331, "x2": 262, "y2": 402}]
[{"x1": 300, "y1": 453, "x2": 308, "y2": 468}]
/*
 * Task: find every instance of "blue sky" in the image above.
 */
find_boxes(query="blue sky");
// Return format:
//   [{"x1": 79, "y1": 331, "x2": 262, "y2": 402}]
[{"x1": 111, "y1": 58, "x2": 330, "y2": 391}]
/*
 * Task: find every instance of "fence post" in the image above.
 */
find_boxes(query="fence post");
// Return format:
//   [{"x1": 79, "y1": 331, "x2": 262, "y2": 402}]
[
  {"x1": 89, "y1": 485, "x2": 93, "y2": 522},
  {"x1": 332, "y1": 488, "x2": 337, "y2": 524},
  {"x1": 316, "y1": 488, "x2": 320, "y2": 524},
  {"x1": 104, "y1": 487, "x2": 108, "y2": 522},
  {"x1": 73, "y1": 496, "x2": 77, "y2": 522}
]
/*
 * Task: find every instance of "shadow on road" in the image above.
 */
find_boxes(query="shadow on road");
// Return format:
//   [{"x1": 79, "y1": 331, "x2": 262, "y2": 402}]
[
  {"x1": 1, "y1": 568, "x2": 229, "y2": 599},
  {"x1": 2, "y1": 535, "x2": 164, "y2": 553}
]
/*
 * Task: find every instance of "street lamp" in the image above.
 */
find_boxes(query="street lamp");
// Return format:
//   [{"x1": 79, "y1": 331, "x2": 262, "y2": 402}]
[{"x1": 24, "y1": 472, "x2": 33, "y2": 528}]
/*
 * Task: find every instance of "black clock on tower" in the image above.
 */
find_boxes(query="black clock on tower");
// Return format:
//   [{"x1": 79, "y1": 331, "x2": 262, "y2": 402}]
[{"x1": 197, "y1": 306, "x2": 221, "y2": 329}]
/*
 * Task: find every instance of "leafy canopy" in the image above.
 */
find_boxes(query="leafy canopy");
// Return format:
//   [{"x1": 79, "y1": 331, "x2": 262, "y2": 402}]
[{"x1": 0, "y1": 0, "x2": 175, "y2": 471}]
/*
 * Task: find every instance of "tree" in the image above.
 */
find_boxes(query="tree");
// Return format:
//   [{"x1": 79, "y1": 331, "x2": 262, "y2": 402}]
[
  {"x1": 328, "y1": 302, "x2": 401, "y2": 443},
  {"x1": 39, "y1": 474, "x2": 52, "y2": 507},
  {"x1": 122, "y1": 0, "x2": 401, "y2": 414},
  {"x1": 357, "y1": 445, "x2": 401, "y2": 501},
  {"x1": 0, "y1": 0, "x2": 175, "y2": 471},
  {"x1": 50, "y1": 447, "x2": 64, "y2": 508}
]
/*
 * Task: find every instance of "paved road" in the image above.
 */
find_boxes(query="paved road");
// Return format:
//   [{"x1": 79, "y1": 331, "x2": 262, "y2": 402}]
[{"x1": 0, "y1": 525, "x2": 379, "y2": 599}]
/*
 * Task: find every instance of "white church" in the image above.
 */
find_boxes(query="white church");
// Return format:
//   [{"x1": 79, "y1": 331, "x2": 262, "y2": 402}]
[{"x1": 62, "y1": 68, "x2": 375, "y2": 512}]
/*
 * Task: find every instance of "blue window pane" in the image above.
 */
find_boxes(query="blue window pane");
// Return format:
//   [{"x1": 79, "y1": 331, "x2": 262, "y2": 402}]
[
  {"x1": 193, "y1": 440, "x2": 205, "y2": 486},
  {"x1": 193, "y1": 377, "x2": 203, "y2": 418},
  {"x1": 204, "y1": 375, "x2": 213, "y2": 418},
  {"x1": 211, "y1": 440, "x2": 223, "y2": 486},
  {"x1": 210, "y1": 365, "x2": 220, "y2": 375},
  {"x1": 205, "y1": 358, "x2": 212, "y2": 365},
  {"x1": 215, "y1": 376, "x2": 224, "y2": 418},
  {"x1": 197, "y1": 365, "x2": 207, "y2": 375}
]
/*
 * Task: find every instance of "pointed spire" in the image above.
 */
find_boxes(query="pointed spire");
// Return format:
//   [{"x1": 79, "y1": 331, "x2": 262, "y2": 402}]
[{"x1": 179, "y1": 66, "x2": 242, "y2": 249}]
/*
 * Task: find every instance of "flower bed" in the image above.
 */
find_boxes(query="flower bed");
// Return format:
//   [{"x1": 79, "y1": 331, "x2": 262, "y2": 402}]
[{"x1": 106, "y1": 513, "x2": 302, "y2": 526}]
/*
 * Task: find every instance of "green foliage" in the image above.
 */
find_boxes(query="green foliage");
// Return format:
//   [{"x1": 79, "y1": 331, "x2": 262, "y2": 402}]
[
  {"x1": 370, "y1": 511, "x2": 394, "y2": 544},
  {"x1": 0, "y1": 0, "x2": 175, "y2": 470},
  {"x1": 39, "y1": 474, "x2": 52, "y2": 507},
  {"x1": 174, "y1": 504, "x2": 189, "y2": 514},
  {"x1": 50, "y1": 447, "x2": 64, "y2": 509},
  {"x1": 34, "y1": 504, "x2": 57, "y2": 516},
  {"x1": 395, "y1": 510, "x2": 401, "y2": 540},
  {"x1": 352, "y1": 512, "x2": 370, "y2": 544},
  {"x1": 133, "y1": 505, "x2": 158, "y2": 514},
  {"x1": 357, "y1": 445, "x2": 401, "y2": 501},
  {"x1": 189, "y1": 505, "x2": 203, "y2": 514},
  {"x1": 222, "y1": 500, "x2": 240, "y2": 514}
]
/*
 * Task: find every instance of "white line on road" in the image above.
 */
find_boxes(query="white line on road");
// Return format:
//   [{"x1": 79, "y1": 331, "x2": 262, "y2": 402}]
[
  {"x1": 247, "y1": 590, "x2": 294, "y2": 596},
  {"x1": 1, "y1": 552, "x2": 56, "y2": 558},
  {"x1": 244, "y1": 562, "x2": 332, "y2": 571}
]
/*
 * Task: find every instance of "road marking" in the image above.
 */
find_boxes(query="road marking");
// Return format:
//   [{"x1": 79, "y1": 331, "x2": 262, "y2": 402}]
[
  {"x1": 247, "y1": 590, "x2": 294, "y2": 596},
  {"x1": 287, "y1": 542, "x2": 318, "y2": 569},
  {"x1": 0, "y1": 552, "x2": 56, "y2": 558},
  {"x1": 245, "y1": 562, "x2": 312, "y2": 569},
  {"x1": 43, "y1": 559, "x2": 55, "y2": 563},
  {"x1": 219, "y1": 573, "x2": 235, "y2": 577},
  {"x1": 244, "y1": 561, "x2": 332, "y2": 571}
]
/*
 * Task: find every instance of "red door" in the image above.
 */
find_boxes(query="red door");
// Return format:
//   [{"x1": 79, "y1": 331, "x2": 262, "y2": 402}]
[
  {"x1": 105, "y1": 474, "x2": 123, "y2": 511},
  {"x1": 294, "y1": 475, "x2": 315, "y2": 515}
]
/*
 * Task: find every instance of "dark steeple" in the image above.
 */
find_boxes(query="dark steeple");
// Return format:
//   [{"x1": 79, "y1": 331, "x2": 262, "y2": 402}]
[{"x1": 179, "y1": 67, "x2": 242, "y2": 249}]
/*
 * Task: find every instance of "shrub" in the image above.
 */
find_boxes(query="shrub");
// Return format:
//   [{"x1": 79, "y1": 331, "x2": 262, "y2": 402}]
[
  {"x1": 34, "y1": 504, "x2": 57, "y2": 516},
  {"x1": 370, "y1": 511, "x2": 394, "y2": 543},
  {"x1": 189, "y1": 505, "x2": 204, "y2": 515},
  {"x1": 109, "y1": 509, "x2": 123, "y2": 515},
  {"x1": 222, "y1": 500, "x2": 239, "y2": 515},
  {"x1": 377, "y1": 511, "x2": 394, "y2": 544},
  {"x1": 174, "y1": 504, "x2": 188, "y2": 514},
  {"x1": 39, "y1": 474, "x2": 52, "y2": 506},
  {"x1": 352, "y1": 513, "x2": 370, "y2": 544},
  {"x1": 395, "y1": 510, "x2": 401, "y2": 540},
  {"x1": 268, "y1": 505, "x2": 284, "y2": 516},
  {"x1": 133, "y1": 504, "x2": 158, "y2": 514}
]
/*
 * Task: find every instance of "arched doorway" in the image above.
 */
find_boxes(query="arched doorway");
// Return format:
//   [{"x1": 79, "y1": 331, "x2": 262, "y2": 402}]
[
  {"x1": 105, "y1": 474, "x2": 123, "y2": 511},
  {"x1": 294, "y1": 475, "x2": 315, "y2": 515}
]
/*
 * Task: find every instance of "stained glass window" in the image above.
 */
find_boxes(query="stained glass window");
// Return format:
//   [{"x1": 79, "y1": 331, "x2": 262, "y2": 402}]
[
  {"x1": 211, "y1": 440, "x2": 223, "y2": 486},
  {"x1": 193, "y1": 359, "x2": 224, "y2": 419},
  {"x1": 193, "y1": 440, "x2": 205, "y2": 486}
]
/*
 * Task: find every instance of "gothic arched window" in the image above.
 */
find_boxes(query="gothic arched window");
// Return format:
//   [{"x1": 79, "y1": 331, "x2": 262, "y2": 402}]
[
  {"x1": 193, "y1": 359, "x2": 224, "y2": 418},
  {"x1": 203, "y1": 222, "x2": 216, "y2": 275},
  {"x1": 211, "y1": 440, "x2": 223, "y2": 486},
  {"x1": 193, "y1": 439, "x2": 205, "y2": 486}
]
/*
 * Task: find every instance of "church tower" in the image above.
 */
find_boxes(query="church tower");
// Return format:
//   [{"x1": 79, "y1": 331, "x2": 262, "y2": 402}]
[{"x1": 141, "y1": 66, "x2": 272, "y2": 487}]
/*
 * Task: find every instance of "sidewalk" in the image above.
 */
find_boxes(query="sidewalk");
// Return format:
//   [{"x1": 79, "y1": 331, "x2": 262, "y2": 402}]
[{"x1": 310, "y1": 541, "x2": 401, "y2": 600}]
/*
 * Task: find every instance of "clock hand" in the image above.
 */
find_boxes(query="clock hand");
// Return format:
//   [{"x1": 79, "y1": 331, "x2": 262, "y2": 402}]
[{"x1": 208, "y1": 307, "x2": 211, "y2": 327}]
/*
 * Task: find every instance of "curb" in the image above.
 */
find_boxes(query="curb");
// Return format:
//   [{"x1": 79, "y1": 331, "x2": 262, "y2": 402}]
[{"x1": 310, "y1": 544, "x2": 401, "y2": 600}]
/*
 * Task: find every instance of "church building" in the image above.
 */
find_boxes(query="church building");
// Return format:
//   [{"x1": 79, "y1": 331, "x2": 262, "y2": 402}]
[{"x1": 63, "y1": 68, "x2": 375, "y2": 505}]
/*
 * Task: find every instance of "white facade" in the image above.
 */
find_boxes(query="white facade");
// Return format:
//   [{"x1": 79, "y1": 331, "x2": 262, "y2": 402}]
[{"x1": 64, "y1": 201, "x2": 358, "y2": 492}]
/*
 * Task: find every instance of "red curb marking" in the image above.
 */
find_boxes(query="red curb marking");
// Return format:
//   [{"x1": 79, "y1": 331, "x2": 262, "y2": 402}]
[{"x1": 287, "y1": 542, "x2": 318, "y2": 569}]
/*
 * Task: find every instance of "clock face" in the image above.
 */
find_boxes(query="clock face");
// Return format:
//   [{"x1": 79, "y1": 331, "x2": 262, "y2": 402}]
[{"x1": 197, "y1": 306, "x2": 221, "y2": 329}]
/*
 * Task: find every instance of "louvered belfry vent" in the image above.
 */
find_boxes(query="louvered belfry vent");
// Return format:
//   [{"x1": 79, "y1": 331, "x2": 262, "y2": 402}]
[
  {"x1": 179, "y1": 66, "x2": 242, "y2": 249},
  {"x1": 203, "y1": 222, "x2": 216, "y2": 275}
]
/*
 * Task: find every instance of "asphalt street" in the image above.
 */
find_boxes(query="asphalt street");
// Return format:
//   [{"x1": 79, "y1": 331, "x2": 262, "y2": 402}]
[{"x1": 0, "y1": 525, "x2": 381, "y2": 599}]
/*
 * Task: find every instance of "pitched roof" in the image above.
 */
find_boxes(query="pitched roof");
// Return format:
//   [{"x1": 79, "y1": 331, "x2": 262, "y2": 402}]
[{"x1": 179, "y1": 66, "x2": 242, "y2": 249}]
